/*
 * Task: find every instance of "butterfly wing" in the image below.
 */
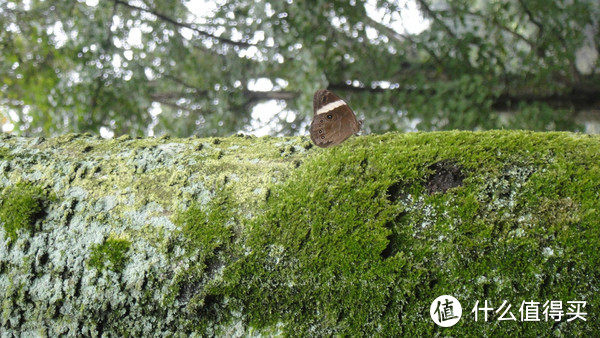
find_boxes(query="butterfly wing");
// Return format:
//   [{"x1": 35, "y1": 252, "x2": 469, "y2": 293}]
[
  {"x1": 310, "y1": 111, "x2": 343, "y2": 147},
  {"x1": 310, "y1": 96, "x2": 361, "y2": 148}
]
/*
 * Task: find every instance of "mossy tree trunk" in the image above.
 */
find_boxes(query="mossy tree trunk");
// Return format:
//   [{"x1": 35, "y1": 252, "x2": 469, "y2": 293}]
[{"x1": 1, "y1": 131, "x2": 599, "y2": 336}]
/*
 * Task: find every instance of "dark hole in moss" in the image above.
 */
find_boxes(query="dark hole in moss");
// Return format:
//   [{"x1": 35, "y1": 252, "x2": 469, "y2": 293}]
[
  {"x1": 380, "y1": 213, "x2": 405, "y2": 259},
  {"x1": 197, "y1": 294, "x2": 225, "y2": 320},
  {"x1": 483, "y1": 283, "x2": 490, "y2": 298},
  {"x1": 140, "y1": 275, "x2": 148, "y2": 294},
  {"x1": 205, "y1": 258, "x2": 224, "y2": 277},
  {"x1": 386, "y1": 182, "x2": 403, "y2": 203},
  {"x1": 39, "y1": 252, "x2": 49, "y2": 265},
  {"x1": 177, "y1": 278, "x2": 201, "y2": 304},
  {"x1": 82, "y1": 145, "x2": 93, "y2": 153},
  {"x1": 52, "y1": 300, "x2": 63, "y2": 319},
  {"x1": 96, "y1": 303, "x2": 111, "y2": 337},
  {"x1": 541, "y1": 273, "x2": 553, "y2": 294},
  {"x1": 74, "y1": 275, "x2": 83, "y2": 299},
  {"x1": 426, "y1": 160, "x2": 465, "y2": 194},
  {"x1": 360, "y1": 157, "x2": 368, "y2": 170},
  {"x1": 380, "y1": 230, "x2": 400, "y2": 259},
  {"x1": 429, "y1": 278, "x2": 438, "y2": 290}
]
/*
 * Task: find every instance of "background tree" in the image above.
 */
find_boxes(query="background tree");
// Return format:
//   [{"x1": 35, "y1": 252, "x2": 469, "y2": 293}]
[{"x1": 1, "y1": 0, "x2": 599, "y2": 137}]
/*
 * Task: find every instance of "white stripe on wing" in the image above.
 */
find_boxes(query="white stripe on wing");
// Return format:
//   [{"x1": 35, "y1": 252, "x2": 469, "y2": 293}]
[{"x1": 316, "y1": 100, "x2": 346, "y2": 115}]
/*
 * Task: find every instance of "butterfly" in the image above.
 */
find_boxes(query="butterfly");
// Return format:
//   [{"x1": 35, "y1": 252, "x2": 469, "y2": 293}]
[{"x1": 310, "y1": 89, "x2": 362, "y2": 148}]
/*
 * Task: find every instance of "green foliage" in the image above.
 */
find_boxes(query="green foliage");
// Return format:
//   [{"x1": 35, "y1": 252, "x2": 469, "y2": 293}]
[
  {"x1": 1, "y1": 0, "x2": 598, "y2": 137},
  {"x1": 88, "y1": 237, "x2": 132, "y2": 272},
  {"x1": 0, "y1": 181, "x2": 47, "y2": 244}
]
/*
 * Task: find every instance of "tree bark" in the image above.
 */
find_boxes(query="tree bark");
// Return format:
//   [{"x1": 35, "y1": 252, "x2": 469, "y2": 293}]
[{"x1": 1, "y1": 131, "x2": 599, "y2": 336}]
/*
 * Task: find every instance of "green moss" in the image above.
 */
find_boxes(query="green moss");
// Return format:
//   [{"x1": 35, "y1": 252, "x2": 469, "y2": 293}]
[
  {"x1": 169, "y1": 190, "x2": 237, "y2": 330},
  {"x1": 0, "y1": 182, "x2": 47, "y2": 244},
  {"x1": 29, "y1": 132, "x2": 308, "y2": 224},
  {"x1": 0, "y1": 147, "x2": 10, "y2": 159},
  {"x1": 88, "y1": 237, "x2": 132, "y2": 272},
  {"x1": 214, "y1": 131, "x2": 600, "y2": 336},
  {"x1": 177, "y1": 195, "x2": 234, "y2": 258}
]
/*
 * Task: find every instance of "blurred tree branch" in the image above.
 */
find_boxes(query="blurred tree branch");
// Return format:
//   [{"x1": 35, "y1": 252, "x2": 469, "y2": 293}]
[{"x1": 112, "y1": 0, "x2": 253, "y2": 48}]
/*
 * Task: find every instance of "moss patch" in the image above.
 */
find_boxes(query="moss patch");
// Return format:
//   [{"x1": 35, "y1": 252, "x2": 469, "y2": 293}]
[
  {"x1": 215, "y1": 131, "x2": 600, "y2": 336},
  {"x1": 0, "y1": 147, "x2": 10, "y2": 160},
  {"x1": 169, "y1": 191, "x2": 237, "y2": 331},
  {"x1": 88, "y1": 237, "x2": 132, "y2": 272},
  {"x1": 177, "y1": 194, "x2": 235, "y2": 261},
  {"x1": 0, "y1": 181, "x2": 47, "y2": 244}
]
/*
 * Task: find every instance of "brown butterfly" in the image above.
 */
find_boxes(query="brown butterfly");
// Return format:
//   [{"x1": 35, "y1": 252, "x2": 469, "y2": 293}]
[{"x1": 310, "y1": 89, "x2": 362, "y2": 148}]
